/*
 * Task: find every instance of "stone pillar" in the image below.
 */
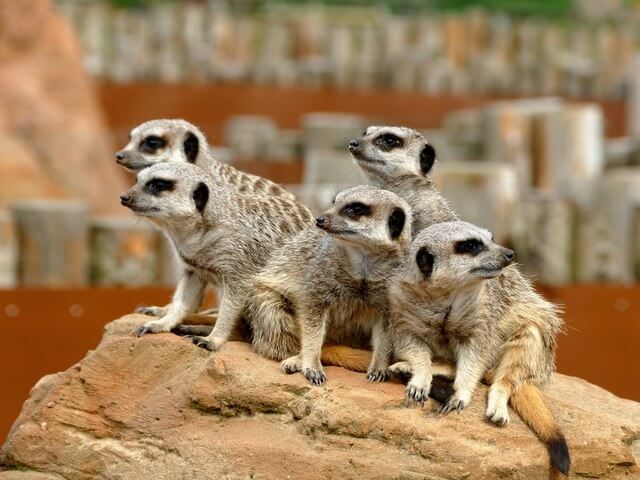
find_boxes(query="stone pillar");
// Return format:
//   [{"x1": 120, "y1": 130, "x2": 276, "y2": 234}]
[
  {"x1": 511, "y1": 192, "x2": 575, "y2": 285},
  {"x1": 12, "y1": 200, "x2": 88, "y2": 287},
  {"x1": 89, "y1": 217, "x2": 161, "y2": 287},
  {"x1": 535, "y1": 104, "x2": 604, "y2": 206},
  {"x1": 435, "y1": 162, "x2": 518, "y2": 243},
  {"x1": 0, "y1": 212, "x2": 17, "y2": 287}
]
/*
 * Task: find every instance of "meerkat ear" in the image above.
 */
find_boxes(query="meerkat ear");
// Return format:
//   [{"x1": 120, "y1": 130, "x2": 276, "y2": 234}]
[
  {"x1": 192, "y1": 182, "x2": 209, "y2": 213},
  {"x1": 387, "y1": 207, "x2": 406, "y2": 240},
  {"x1": 416, "y1": 247, "x2": 434, "y2": 278},
  {"x1": 420, "y1": 144, "x2": 436, "y2": 175},
  {"x1": 183, "y1": 131, "x2": 200, "y2": 163}
]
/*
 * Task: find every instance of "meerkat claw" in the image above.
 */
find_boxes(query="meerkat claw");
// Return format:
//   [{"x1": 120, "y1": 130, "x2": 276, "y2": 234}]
[
  {"x1": 303, "y1": 368, "x2": 326, "y2": 386},
  {"x1": 188, "y1": 336, "x2": 215, "y2": 351},
  {"x1": 136, "y1": 306, "x2": 166, "y2": 317},
  {"x1": 439, "y1": 398, "x2": 466, "y2": 415},
  {"x1": 134, "y1": 325, "x2": 154, "y2": 337},
  {"x1": 405, "y1": 385, "x2": 429, "y2": 404},
  {"x1": 366, "y1": 370, "x2": 389, "y2": 383}
]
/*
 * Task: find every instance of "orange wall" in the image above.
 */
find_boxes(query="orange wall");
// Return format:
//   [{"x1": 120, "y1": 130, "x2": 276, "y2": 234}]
[{"x1": 1, "y1": 285, "x2": 638, "y2": 443}]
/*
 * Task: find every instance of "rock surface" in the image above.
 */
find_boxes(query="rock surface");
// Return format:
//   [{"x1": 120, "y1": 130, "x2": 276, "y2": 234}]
[
  {"x1": 1, "y1": 314, "x2": 639, "y2": 480},
  {"x1": 0, "y1": 0, "x2": 126, "y2": 214}
]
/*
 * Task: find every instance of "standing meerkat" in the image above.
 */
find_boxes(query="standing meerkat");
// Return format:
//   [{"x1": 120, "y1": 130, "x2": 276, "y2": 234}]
[
  {"x1": 120, "y1": 162, "x2": 314, "y2": 349},
  {"x1": 348, "y1": 125, "x2": 458, "y2": 235},
  {"x1": 116, "y1": 118, "x2": 296, "y2": 318},
  {"x1": 390, "y1": 220, "x2": 569, "y2": 476},
  {"x1": 243, "y1": 185, "x2": 413, "y2": 385}
]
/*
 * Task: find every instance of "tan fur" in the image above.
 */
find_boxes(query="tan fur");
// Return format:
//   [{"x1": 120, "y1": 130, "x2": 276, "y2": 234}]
[
  {"x1": 247, "y1": 185, "x2": 413, "y2": 385},
  {"x1": 122, "y1": 162, "x2": 314, "y2": 351},
  {"x1": 390, "y1": 221, "x2": 569, "y2": 475}
]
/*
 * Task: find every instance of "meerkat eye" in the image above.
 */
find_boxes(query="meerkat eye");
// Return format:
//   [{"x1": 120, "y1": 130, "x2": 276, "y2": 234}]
[
  {"x1": 375, "y1": 133, "x2": 403, "y2": 150},
  {"x1": 341, "y1": 202, "x2": 371, "y2": 219},
  {"x1": 454, "y1": 239, "x2": 485, "y2": 256},
  {"x1": 140, "y1": 135, "x2": 166, "y2": 153},
  {"x1": 144, "y1": 178, "x2": 175, "y2": 194}
]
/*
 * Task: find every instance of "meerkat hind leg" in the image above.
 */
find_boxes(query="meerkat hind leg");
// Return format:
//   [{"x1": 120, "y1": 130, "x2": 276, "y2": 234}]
[
  {"x1": 189, "y1": 292, "x2": 243, "y2": 352},
  {"x1": 366, "y1": 320, "x2": 391, "y2": 382}
]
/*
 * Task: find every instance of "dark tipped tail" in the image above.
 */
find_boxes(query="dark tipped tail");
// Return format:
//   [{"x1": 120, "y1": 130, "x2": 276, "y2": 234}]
[{"x1": 510, "y1": 384, "x2": 570, "y2": 476}]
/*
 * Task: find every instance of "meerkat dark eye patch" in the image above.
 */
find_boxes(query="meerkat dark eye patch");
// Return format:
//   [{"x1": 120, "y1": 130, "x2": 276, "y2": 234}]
[
  {"x1": 454, "y1": 238, "x2": 485, "y2": 256},
  {"x1": 420, "y1": 144, "x2": 436, "y2": 175},
  {"x1": 144, "y1": 178, "x2": 175, "y2": 195},
  {"x1": 416, "y1": 247, "x2": 434, "y2": 278},
  {"x1": 387, "y1": 207, "x2": 406, "y2": 240},
  {"x1": 192, "y1": 182, "x2": 209, "y2": 213},
  {"x1": 374, "y1": 133, "x2": 403, "y2": 151},
  {"x1": 341, "y1": 202, "x2": 371, "y2": 219},
  {"x1": 139, "y1": 135, "x2": 166, "y2": 153},
  {"x1": 183, "y1": 132, "x2": 199, "y2": 163}
]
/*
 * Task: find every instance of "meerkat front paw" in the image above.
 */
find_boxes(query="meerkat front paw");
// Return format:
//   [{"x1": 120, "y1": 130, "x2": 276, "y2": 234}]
[
  {"x1": 439, "y1": 390, "x2": 471, "y2": 414},
  {"x1": 133, "y1": 321, "x2": 171, "y2": 337},
  {"x1": 366, "y1": 368, "x2": 389, "y2": 383},
  {"x1": 303, "y1": 367, "x2": 326, "y2": 386},
  {"x1": 486, "y1": 388, "x2": 510, "y2": 426},
  {"x1": 405, "y1": 375, "x2": 431, "y2": 403},
  {"x1": 186, "y1": 335, "x2": 224, "y2": 352},
  {"x1": 281, "y1": 355, "x2": 302, "y2": 374},
  {"x1": 136, "y1": 305, "x2": 167, "y2": 317}
]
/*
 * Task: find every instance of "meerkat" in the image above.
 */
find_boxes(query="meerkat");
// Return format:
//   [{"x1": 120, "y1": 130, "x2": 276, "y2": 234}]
[
  {"x1": 120, "y1": 162, "x2": 314, "y2": 349},
  {"x1": 389, "y1": 220, "x2": 569, "y2": 476},
  {"x1": 116, "y1": 118, "x2": 296, "y2": 319},
  {"x1": 237, "y1": 185, "x2": 413, "y2": 386},
  {"x1": 348, "y1": 125, "x2": 458, "y2": 235}
]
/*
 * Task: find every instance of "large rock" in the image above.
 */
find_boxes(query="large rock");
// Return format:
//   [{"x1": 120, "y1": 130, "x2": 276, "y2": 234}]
[
  {"x1": 0, "y1": 0, "x2": 126, "y2": 214},
  {"x1": 1, "y1": 315, "x2": 639, "y2": 480}
]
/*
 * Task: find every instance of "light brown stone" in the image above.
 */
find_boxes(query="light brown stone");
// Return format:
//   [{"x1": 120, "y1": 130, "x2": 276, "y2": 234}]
[
  {"x1": 0, "y1": 0, "x2": 127, "y2": 215},
  {"x1": 1, "y1": 315, "x2": 638, "y2": 479}
]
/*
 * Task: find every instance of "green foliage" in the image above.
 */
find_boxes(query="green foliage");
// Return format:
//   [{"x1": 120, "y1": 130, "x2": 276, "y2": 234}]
[{"x1": 102, "y1": 0, "x2": 574, "y2": 18}]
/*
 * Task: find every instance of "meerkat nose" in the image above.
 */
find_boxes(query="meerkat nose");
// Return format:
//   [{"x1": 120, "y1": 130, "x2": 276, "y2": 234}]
[
  {"x1": 315, "y1": 216, "x2": 327, "y2": 228},
  {"x1": 503, "y1": 249, "x2": 515, "y2": 263},
  {"x1": 349, "y1": 140, "x2": 361, "y2": 151},
  {"x1": 115, "y1": 151, "x2": 126, "y2": 162},
  {"x1": 120, "y1": 194, "x2": 132, "y2": 206}
]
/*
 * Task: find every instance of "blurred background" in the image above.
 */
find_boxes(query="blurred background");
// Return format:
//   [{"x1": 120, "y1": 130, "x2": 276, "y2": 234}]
[{"x1": 1, "y1": 0, "x2": 639, "y2": 441}]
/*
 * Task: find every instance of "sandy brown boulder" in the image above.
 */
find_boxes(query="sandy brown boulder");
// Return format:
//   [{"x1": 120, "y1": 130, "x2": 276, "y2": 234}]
[
  {"x1": 1, "y1": 315, "x2": 639, "y2": 480},
  {"x1": 0, "y1": 0, "x2": 126, "y2": 214}
]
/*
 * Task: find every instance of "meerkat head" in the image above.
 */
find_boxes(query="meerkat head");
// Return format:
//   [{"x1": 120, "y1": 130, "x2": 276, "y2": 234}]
[
  {"x1": 115, "y1": 119, "x2": 207, "y2": 172},
  {"x1": 407, "y1": 221, "x2": 515, "y2": 290},
  {"x1": 315, "y1": 185, "x2": 412, "y2": 251},
  {"x1": 119, "y1": 163, "x2": 212, "y2": 228},
  {"x1": 348, "y1": 126, "x2": 437, "y2": 184}
]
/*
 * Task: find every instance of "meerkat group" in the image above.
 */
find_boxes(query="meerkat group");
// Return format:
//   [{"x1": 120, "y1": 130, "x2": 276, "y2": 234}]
[{"x1": 116, "y1": 119, "x2": 570, "y2": 476}]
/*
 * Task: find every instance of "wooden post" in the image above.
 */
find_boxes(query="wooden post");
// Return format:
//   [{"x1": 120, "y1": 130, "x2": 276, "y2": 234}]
[
  {"x1": 535, "y1": 104, "x2": 604, "y2": 206},
  {"x1": 511, "y1": 192, "x2": 575, "y2": 285},
  {"x1": 11, "y1": 200, "x2": 89, "y2": 287},
  {"x1": 435, "y1": 161, "x2": 518, "y2": 244},
  {"x1": 89, "y1": 217, "x2": 161, "y2": 287},
  {"x1": 0, "y1": 212, "x2": 17, "y2": 288}
]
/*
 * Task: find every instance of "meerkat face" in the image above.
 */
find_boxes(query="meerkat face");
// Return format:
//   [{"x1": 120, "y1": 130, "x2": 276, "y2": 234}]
[
  {"x1": 315, "y1": 185, "x2": 412, "y2": 250},
  {"x1": 115, "y1": 119, "x2": 205, "y2": 172},
  {"x1": 409, "y1": 221, "x2": 514, "y2": 289},
  {"x1": 119, "y1": 163, "x2": 210, "y2": 226},
  {"x1": 348, "y1": 126, "x2": 437, "y2": 183}
]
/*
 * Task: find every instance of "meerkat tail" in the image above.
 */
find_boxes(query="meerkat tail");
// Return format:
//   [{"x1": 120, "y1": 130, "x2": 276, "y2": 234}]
[
  {"x1": 510, "y1": 384, "x2": 570, "y2": 476},
  {"x1": 320, "y1": 345, "x2": 372, "y2": 372}
]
